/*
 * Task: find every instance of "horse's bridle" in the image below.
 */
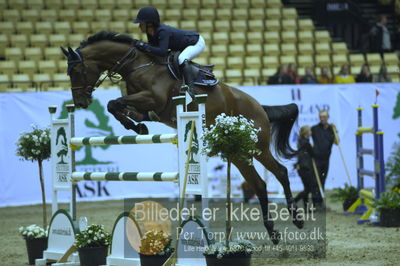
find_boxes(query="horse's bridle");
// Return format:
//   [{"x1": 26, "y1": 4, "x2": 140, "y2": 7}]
[{"x1": 69, "y1": 47, "x2": 155, "y2": 94}]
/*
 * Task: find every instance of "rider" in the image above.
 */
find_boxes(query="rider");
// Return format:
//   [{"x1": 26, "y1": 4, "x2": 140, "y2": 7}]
[{"x1": 132, "y1": 6, "x2": 205, "y2": 99}]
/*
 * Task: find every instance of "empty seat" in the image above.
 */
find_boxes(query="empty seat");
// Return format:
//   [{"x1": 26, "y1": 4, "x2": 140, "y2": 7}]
[
  {"x1": 0, "y1": 61, "x2": 17, "y2": 78},
  {"x1": 44, "y1": 0, "x2": 63, "y2": 9},
  {"x1": 231, "y1": 20, "x2": 247, "y2": 32},
  {"x1": 52, "y1": 73, "x2": 70, "y2": 88},
  {"x1": 232, "y1": 9, "x2": 248, "y2": 20},
  {"x1": 199, "y1": 9, "x2": 215, "y2": 20},
  {"x1": 282, "y1": 19, "x2": 297, "y2": 31},
  {"x1": 228, "y1": 44, "x2": 245, "y2": 56},
  {"x1": 280, "y1": 55, "x2": 296, "y2": 65},
  {"x1": 212, "y1": 33, "x2": 229, "y2": 44},
  {"x1": 201, "y1": 0, "x2": 219, "y2": 8},
  {"x1": 95, "y1": 9, "x2": 112, "y2": 22},
  {"x1": 35, "y1": 22, "x2": 53, "y2": 36},
  {"x1": 218, "y1": 0, "x2": 234, "y2": 8},
  {"x1": 262, "y1": 55, "x2": 280, "y2": 68},
  {"x1": 180, "y1": 21, "x2": 197, "y2": 31},
  {"x1": 250, "y1": 0, "x2": 266, "y2": 8},
  {"x1": 297, "y1": 55, "x2": 314, "y2": 66},
  {"x1": 91, "y1": 22, "x2": 109, "y2": 33},
  {"x1": 33, "y1": 73, "x2": 52, "y2": 90},
  {"x1": 49, "y1": 34, "x2": 67, "y2": 47},
  {"x1": 247, "y1": 32, "x2": 263, "y2": 44},
  {"x1": 0, "y1": 34, "x2": 9, "y2": 55},
  {"x1": 5, "y1": 47, "x2": 23, "y2": 62},
  {"x1": 182, "y1": 9, "x2": 199, "y2": 20},
  {"x1": 314, "y1": 30, "x2": 331, "y2": 42},
  {"x1": 98, "y1": 0, "x2": 115, "y2": 9},
  {"x1": 40, "y1": 10, "x2": 58, "y2": 22},
  {"x1": 243, "y1": 69, "x2": 260, "y2": 85},
  {"x1": 246, "y1": 44, "x2": 262, "y2": 56},
  {"x1": 53, "y1": 22, "x2": 71, "y2": 35},
  {"x1": 168, "y1": 0, "x2": 185, "y2": 9},
  {"x1": 21, "y1": 10, "x2": 40, "y2": 22},
  {"x1": 12, "y1": 74, "x2": 32, "y2": 90},
  {"x1": 109, "y1": 22, "x2": 126, "y2": 33},
  {"x1": 72, "y1": 22, "x2": 90, "y2": 34},
  {"x1": 249, "y1": 8, "x2": 264, "y2": 19},
  {"x1": 332, "y1": 42, "x2": 348, "y2": 54},
  {"x1": 211, "y1": 57, "x2": 226, "y2": 70},
  {"x1": 214, "y1": 21, "x2": 231, "y2": 32},
  {"x1": 265, "y1": 8, "x2": 281, "y2": 19},
  {"x1": 2, "y1": 10, "x2": 21, "y2": 22},
  {"x1": 383, "y1": 52, "x2": 399, "y2": 65},
  {"x1": 38, "y1": 60, "x2": 57, "y2": 75},
  {"x1": 315, "y1": 42, "x2": 331, "y2": 55},
  {"x1": 198, "y1": 21, "x2": 214, "y2": 32},
  {"x1": 262, "y1": 68, "x2": 277, "y2": 80},
  {"x1": 58, "y1": 61, "x2": 68, "y2": 73},
  {"x1": 77, "y1": 10, "x2": 94, "y2": 22},
  {"x1": 10, "y1": 35, "x2": 28, "y2": 49},
  {"x1": 265, "y1": 20, "x2": 279, "y2": 31},
  {"x1": 298, "y1": 43, "x2": 314, "y2": 55},
  {"x1": 0, "y1": 74, "x2": 10, "y2": 92},
  {"x1": 266, "y1": 0, "x2": 281, "y2": 8},
  {"x1": 332, "y1": 53, "x2": 348, "y2": 66},
  {"x1": 298, "y1": 19, "x2": 314, "y2": 30},
  {"x1": 27, "y1": 0, "x2": 45, "y2": 9},
  {"x1": 116, "y1": 0, "x2": 132, "y2": 9},
  {"x1": 315, "y1": 54, "x2": 331, "y2": 67},
  {"x1": 211, "y1": 45, "x2": 228, "y2": 56},
  {"x1": 298, "y1": 30, "x2": 314, "y2": 43},
  {"x1": 282, "y1": 8, "x2": 297, "y2": 19},
  {"x1": 366, "y1": 53, "x2": 382, "y2": 65},
  {"x1": 0, "y1": 22, "x2": 15, "y2": 37},
  {"x1": 349, "y1": 54, "x2": 365, "y2": 66},
  {"x1": 230, "y1": 32, "x2": 246, "y2": 44},
  {"x1": 24, "y1": 48, "x2": 43, "y2": 61},
  {"x1": 245, "y1": 56, "x2": 262, "y2": 68},
  {"x1": 112, "y1": 9, "x2": 130, "y2": 22},
  {"x1": 184, "y1": 0, "x2": 202, "y2": 9},
  {"x1": 18, "y1": 61, "x2": 37, "y2": 79},
  {"x1": 224, "y1": 69, "x2": 243, "y2": 86},
  {"x1": 264, "y1": 31, "x2": 280, "y2": 43},
  {"x1": 30, "y1": 34, "x2": 48, "y2": 48},
  {"x1": 59, "y1": 9, "x2": 76, "y2": 22},
  {"x1": 281, "y1": 31, "x2": 297, "y2": 43},
  {"x1": 281, "y1": 43, "x2": 297, "y2": 55},
  {"x1": 227, "y1": 57, "x2": 244, "y2": 68},
  {"x1": 263, "y1": 43, "x2": 280, "y2": 55},
  {"x1": 248, "y1": 20, "x2": 264, "y2": 32},
  {"x1": 44, "y1": 47, "x2": 63, "y2": 60},
  {"x1": 16, "y1": 22, "x2": 33, "y2": 35}
]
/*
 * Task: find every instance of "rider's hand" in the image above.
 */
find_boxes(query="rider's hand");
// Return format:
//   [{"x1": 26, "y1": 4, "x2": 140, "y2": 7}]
[{"x1": 135, "y1": 41, "x2": 148, "y2": 51}]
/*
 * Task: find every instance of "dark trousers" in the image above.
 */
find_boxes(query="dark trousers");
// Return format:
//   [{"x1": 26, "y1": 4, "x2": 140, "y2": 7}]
[
  {"x1": 314, "y1": 158, "x2": 330, "y2": 190},
  {"x1": 295, "y1": 168, "x2": 321, "y2": 207}
]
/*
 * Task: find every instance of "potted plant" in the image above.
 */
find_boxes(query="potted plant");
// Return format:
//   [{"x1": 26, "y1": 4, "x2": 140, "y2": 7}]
[
  {"x1": 16, "y1": 125, "x2": 51, "y2": 264},
  {"x1": 373, "y1": 191, "x2": 400, "y2": 227},
  {"x1": 203, "y1": 239, "x2": 255, "y2": 266},
  {"x1": 74, "y1": 224, "x2": 111, "y2": 266},
  {"x1": 19, "y1": 224, "x2": 48, "y2": 265},
  {"x1": 385, "y1": 142, "x2": 400, "y2": 192},
  {"x1": 139, "y1": 230, "x2": 174, "y2": 266},
  {"x1": 331, "y1": 183, "x2": 358, "y2": 211},
  {"x1": 202, "y1": 113, "x2": 259, "y2": 265}
]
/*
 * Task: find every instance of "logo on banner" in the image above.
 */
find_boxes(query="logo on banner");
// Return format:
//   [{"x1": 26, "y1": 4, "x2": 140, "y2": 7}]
[
  {"x1": 184, "y1": 121, "x2": 200, "y2": 185},
  {"x1": 55, "y1": 126, "x2": 69, "y2": 183},
  {"x1": 59, "y1": 99, "x2": 117, "y2": 198}
]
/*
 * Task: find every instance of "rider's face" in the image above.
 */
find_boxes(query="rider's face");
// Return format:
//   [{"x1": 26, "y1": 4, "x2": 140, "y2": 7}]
[{"x1": 139, "y1": 22, "x2": 146, "y2": 33}]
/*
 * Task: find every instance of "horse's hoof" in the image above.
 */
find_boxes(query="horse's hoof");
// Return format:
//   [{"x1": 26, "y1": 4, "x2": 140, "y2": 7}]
[
  {"x1": 293, "y1": 218, "x2": 304, "y2": 229},
  {"x1": 270, "y1": 230, "x2": 281, "y2": 245},
  {"x1": 138, "y1": 123, "x2": 149, "y2": 135}
]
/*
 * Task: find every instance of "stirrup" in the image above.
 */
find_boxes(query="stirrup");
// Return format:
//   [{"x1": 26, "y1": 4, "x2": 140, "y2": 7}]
[{"x1": 179, "y1": 84, "x2": 189, "y2": 95}]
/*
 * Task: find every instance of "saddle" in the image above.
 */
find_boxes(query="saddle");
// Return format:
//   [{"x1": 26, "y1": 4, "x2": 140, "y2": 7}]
[{"x1": 167, "y1": 52, "x2": 219, "y2": 87}]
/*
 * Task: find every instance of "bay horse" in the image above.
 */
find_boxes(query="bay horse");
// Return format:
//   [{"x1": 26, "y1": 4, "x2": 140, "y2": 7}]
[{"x1": 61, "y1": 31, "x2": 303, "y2": 244}]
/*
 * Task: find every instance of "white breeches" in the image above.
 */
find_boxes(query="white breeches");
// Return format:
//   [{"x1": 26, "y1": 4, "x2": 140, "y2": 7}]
[{"x1": 178, "y1": 35, "x2": 205, "y2": 65}]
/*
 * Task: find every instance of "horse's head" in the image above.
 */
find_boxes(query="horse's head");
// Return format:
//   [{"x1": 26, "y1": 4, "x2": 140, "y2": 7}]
[{"x1": 61, "y1": 46, "x2": 101, "y2": 109}]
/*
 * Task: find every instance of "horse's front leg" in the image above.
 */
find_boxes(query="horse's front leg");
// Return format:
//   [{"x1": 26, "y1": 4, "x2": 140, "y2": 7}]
[{"x1": 107, "y1": 97, "x2": 149, "y2": 135}]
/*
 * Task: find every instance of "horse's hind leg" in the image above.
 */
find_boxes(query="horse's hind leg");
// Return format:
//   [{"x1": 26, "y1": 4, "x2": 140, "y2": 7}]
[
  {"x1": 256, "y1": 150, "x2": 304, "y2": 230},
  {"x1": 233, "y1": 160, "x2": 281, "y2": 245}
]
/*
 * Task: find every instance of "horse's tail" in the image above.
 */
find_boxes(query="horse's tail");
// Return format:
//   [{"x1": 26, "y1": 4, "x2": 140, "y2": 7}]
[{"x1": 262, "y1": 104, "x2": 298, "y2": 159}]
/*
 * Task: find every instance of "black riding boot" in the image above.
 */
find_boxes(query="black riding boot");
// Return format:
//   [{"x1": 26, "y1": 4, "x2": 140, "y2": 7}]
[{"x1": 180, "y1": 60, "x2": 196, "y2": 100}]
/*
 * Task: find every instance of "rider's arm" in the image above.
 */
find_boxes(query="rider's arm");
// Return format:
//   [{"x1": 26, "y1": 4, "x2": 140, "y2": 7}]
[{"x1": 143, "y1": 29, "x2": 170, "y2": 57}]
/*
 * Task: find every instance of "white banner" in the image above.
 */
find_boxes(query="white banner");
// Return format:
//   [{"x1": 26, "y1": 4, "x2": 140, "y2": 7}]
[{"x1": 0, "y1": 84, "x2": 399, "y2": 207}]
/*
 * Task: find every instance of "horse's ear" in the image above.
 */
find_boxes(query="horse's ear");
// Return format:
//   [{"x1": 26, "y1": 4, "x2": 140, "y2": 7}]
[
  {"x1": 67, "y1": 46, "x2": 80, "y2": 60},
  {"x1": 60, "y1": 46, "x2": 69, "y2": 58}
]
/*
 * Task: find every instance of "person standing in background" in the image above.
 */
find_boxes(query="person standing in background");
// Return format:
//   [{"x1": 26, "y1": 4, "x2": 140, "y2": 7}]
[
  {"x1": 370, "y1": 15, "x2": 392, "y2": 56},
  {"x1": 311, "y1": 110, "x2": 338, "y2": 190}
]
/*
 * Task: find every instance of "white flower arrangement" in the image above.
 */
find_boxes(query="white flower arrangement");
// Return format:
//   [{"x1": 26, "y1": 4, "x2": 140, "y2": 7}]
[
  {"x1": 202, "y1": 113, "x2": 261, "y2": 165},
  {"x1": 19, "y1": 224, "x2": 47, "y2": 240},
  {"x1": 15, "y1": 125, "x2": 51, "y2": 162},
  {"x1": 204, "y1": 239, "x2": 256, "y2": 259},
  {"x1": 74, "y1": 224, "x2": 111, "y2": 249},
  {"x1": 140, "y1": 230, "x2": 174, "y2": 256}
]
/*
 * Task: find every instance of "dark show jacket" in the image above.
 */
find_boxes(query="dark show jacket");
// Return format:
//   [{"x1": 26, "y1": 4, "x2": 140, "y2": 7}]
[
  {"x1": 297, "y1": 137, "x2": 314, "y2": 170},
  {"x1": 311, "y1": 123, "x2": 335, "y2": 160},
  {"x1": 145, "y1": 24, "x2": 200, "y2": 56}
]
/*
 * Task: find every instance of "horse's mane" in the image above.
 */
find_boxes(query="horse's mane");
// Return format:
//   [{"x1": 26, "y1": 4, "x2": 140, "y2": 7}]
[{"x1": 79, "y1": 31, "x2": 137, "y2": 49}]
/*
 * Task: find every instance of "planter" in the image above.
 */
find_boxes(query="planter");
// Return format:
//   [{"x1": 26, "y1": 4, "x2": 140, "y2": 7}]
[
  {"x1": 380, "y1": 208, "x2": 400, "y2": 227},
  {"x1": 139, "y1": 253, "x2": 170, "y2": 266},
  {"x1": 204, "y1": 253, "x2": 251, "y2": 266},
  {"x1": 78, "y1": 246, "x2": 108, "y2": 266},
  {"x1": 25, "y1": 237, "x2": 47, "y2": 265},
  {"x1": 342, "y1": 197, "x2": 357, "y2": 212}
]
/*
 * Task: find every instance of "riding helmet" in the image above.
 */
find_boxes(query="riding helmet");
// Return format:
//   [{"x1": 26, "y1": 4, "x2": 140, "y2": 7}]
[{"x1": 133, "y1": 6, "x2": 160, "y2": 25}]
